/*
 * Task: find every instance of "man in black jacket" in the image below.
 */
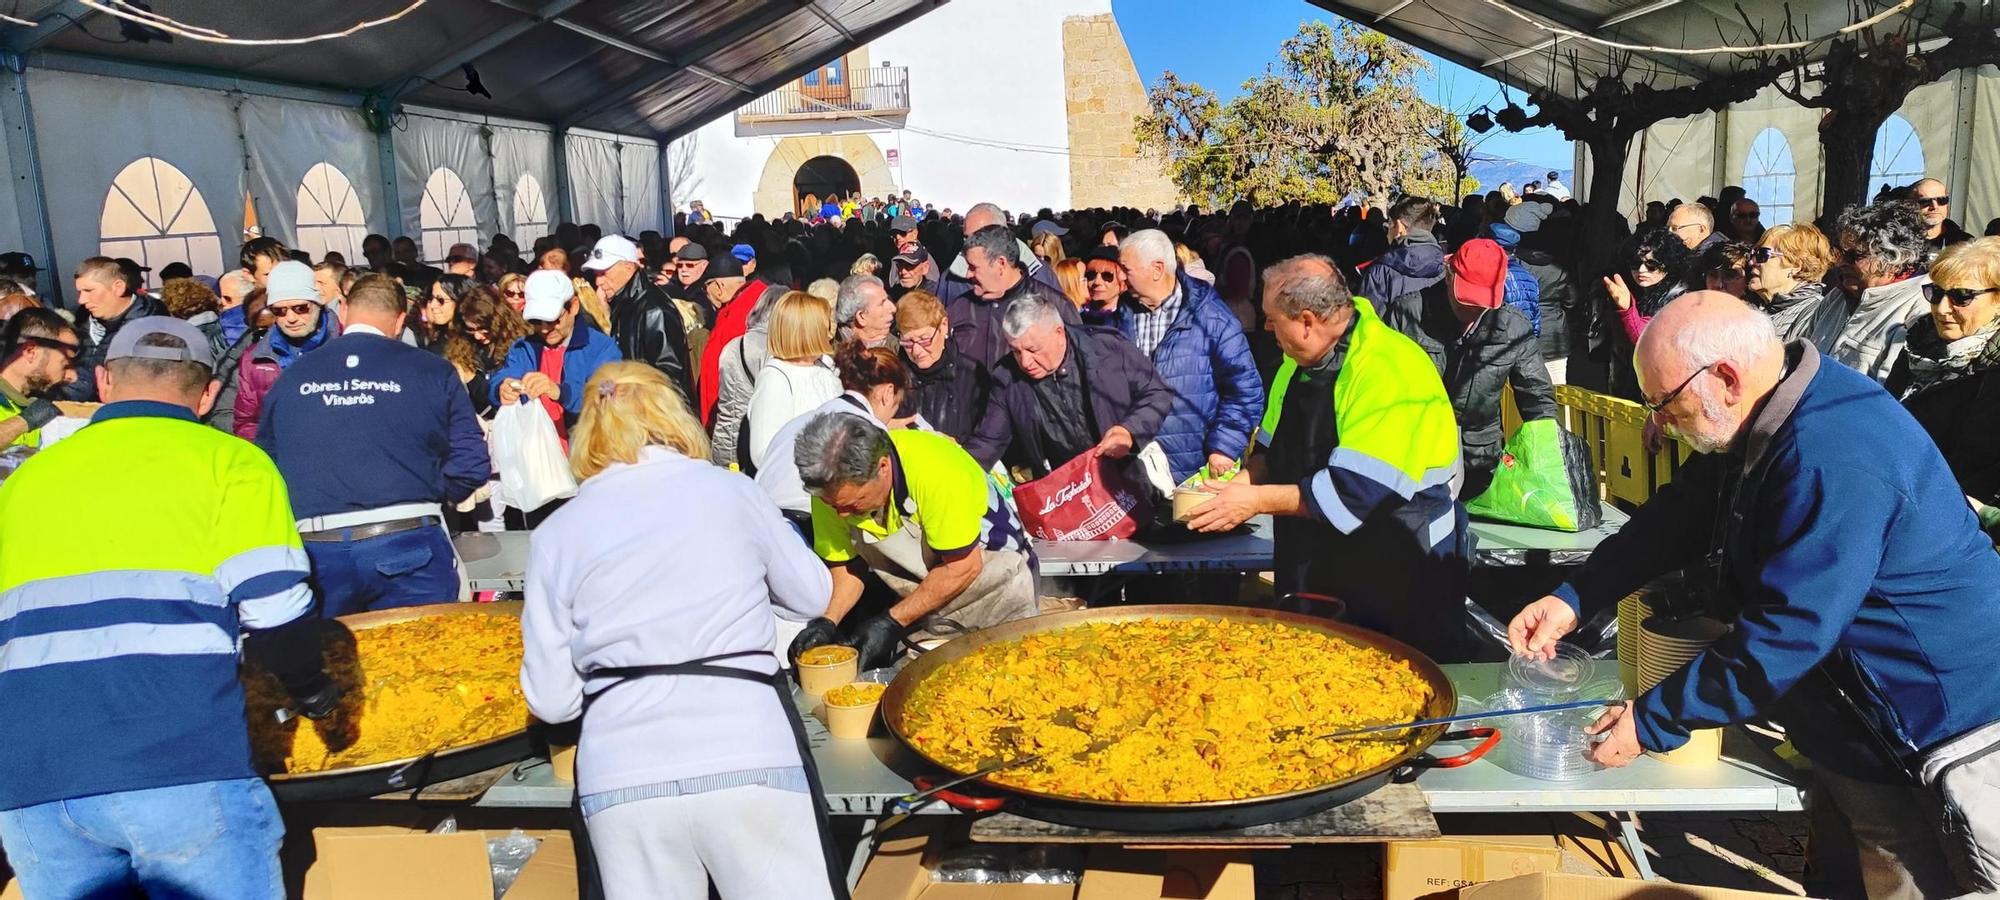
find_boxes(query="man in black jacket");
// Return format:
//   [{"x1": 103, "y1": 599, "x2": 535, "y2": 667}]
[
  {"x1": 1378, "y1": 238, "x2": 1557, "y2": 500},
  {"x1": 58, "y1": 256, "x2": 168, "y2": 401},
  {"x1": 963, "y1": 293, "x2": 1173, "y2": 483},
  {"x1": 585, "y1": 234, "x2": 693, "y2": 403}
]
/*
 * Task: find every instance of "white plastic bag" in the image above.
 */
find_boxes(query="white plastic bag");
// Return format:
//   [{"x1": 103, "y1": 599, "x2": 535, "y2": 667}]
[{"x1": 491, "y1": 401, "x2": 577, "y2": 512}]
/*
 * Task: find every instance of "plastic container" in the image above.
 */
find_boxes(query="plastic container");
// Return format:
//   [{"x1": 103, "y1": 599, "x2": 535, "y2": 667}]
[
  {"x1": 822, "y1": 672, "x2": 891, "y2": 740},
  {"x1": 1507, "y1": 643, "x2": 1595, "y2": 698},
  {"x1": 796, "y1": 645, "x2": 859, "y2": 696},
  {"x1": 1171, "y1": 488, "x2": 1213, "y2": 523},
  {"x1": 1476, "y1": 685, "x2": 1621, "y2": 782}
]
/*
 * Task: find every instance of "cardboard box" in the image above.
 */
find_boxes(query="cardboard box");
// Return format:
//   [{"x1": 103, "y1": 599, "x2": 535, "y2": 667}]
[
  {"x1": 1458, "y1": 872, "x2": 1805, "y2": 899},
  {"x1": 550, "y1": 744, "x2": 577, "y2": 784},
  {"x1": 854, "y1": 825, "x2": 1077, "y2": 900},
  {"x1": 1385, "y1": 814, "x2": 1641, "y2": 900},
  {"x1": 302, "y1": 826, "x2": 576, "y2": 900},
  {"x1": 1075, "y1": 848, "x2": 1254, "y2": 900}
]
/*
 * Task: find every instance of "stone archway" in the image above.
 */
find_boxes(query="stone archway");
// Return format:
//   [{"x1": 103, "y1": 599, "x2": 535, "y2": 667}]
[{"x1": 751, "y1": 135, "x2": 897, "y2": 219}]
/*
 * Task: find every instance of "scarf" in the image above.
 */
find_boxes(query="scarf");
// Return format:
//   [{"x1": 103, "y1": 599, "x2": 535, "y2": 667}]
[
  {"x1": 1903, "y1": 315, "x2": 2000, "y2": 397},
  {"x1": 269, "y1": 308, "x2": 335, "y2": 370}
]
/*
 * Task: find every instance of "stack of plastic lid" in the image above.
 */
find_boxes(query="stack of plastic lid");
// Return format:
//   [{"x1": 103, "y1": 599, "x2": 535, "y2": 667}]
[{"x1": 1478, "y1": 645, "x2": 1623, "y2": 782}]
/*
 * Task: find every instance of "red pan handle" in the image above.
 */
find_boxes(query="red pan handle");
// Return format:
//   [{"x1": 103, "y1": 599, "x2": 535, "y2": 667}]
[
  {"x1": 1422, "y1": 727, "x2": 1501, "y2": 768},
  {"x1": 1278, "y1": 592, "x2": 1347, "y2": 620},
  {"x1": 910, "y1": 776, "x2": 1006, "y2": 812}
]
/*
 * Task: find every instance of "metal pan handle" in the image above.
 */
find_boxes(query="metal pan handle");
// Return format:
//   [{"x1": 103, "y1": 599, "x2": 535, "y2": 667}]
[
  {"x1": 909, "y1": 776, "x2": 1006, "y2": 812},
  {"x1": 900, "y1": 617, "x2": 975, "y2": 656},
  {"x1": 1279, "y1": 592, "x2": 1347, "y2": 620},
  {"x1": 1415, "y1": 727, "x2": 1501, "y2": 769}
]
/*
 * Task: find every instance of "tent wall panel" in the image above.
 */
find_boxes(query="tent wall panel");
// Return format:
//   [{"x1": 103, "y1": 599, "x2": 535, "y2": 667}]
[
  {"x1": 620, "y1": 139, "x2": 662, "y2": 236},
  {"x1": 1619, "y1": 112, "x2": 1716, "y2": 223},
  {"x1": 1725, "y1": 85, "x2": 1825, "y2": 224},
  {"x1": 1966, "y1": 67, "x2": 2000, "y2": 234},
  {"x1": 28, "y1": 70, "x2": 243, "y2": 283},
  {"x1": 565, "y1": 131, "x2": 623, "y2": 232},
  {"x1": 394, "y1": 111, "x2": 499, "y2": 251},
  {"x1": 491, "y1": 125, "x2": 557, "y2": 241},
  {"x1": 240, "y1": 96, "x2": 386, "y2": 251}
]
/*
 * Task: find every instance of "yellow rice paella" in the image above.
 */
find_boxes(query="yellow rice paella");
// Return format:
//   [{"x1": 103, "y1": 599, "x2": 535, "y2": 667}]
[
  {"x1": 242, "y1": 613, "x2": 529, "y2": 774},
  {"x1": 899, "y1": 618, "x2": 1433, "y2": 802}
]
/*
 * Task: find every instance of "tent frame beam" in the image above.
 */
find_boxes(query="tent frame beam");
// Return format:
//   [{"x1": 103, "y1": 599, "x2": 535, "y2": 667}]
[
  {"x1": 556, "y1": 0, "x2": 805, "y2": 131},
  {"x1": 380, "y1": 0, "x2": 588, "y2": 101}
]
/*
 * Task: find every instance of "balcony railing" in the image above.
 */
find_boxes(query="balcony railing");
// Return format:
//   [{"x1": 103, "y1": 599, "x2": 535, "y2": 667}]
[{"x1": 736, "y1": 66, "x2": 910, "y2": 125}]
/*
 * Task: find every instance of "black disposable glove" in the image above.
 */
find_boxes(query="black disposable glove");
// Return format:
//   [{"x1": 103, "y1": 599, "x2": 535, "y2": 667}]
[
  {"x1": 846, "y1": 613, "x2": 910, "y2": 671},
  {"x1": 787, "y1": 617, "x2": 841, "y2": 667},
  {"x1": 19, "y1": 399, "x2": 57, "y2": 430},
  {"x1": 293, "y1": 677, "x2": 343, "y2": 720}
]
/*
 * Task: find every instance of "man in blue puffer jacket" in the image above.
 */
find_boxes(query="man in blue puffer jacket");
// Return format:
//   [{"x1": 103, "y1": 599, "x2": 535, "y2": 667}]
[
  {"x1": 1357, "y1": 196, "x2": 1447, "y2": 309},
  {"x1": 1115, "y1": 229, "x2": 1263, "y2": 482},
  {"x1": 491, "y1": 270, "x2": 623, "y2": 434}
]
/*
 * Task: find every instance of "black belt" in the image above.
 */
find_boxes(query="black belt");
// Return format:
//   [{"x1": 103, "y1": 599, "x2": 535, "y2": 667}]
[{"x1": 300, "y1": 516, "x2": 436, "y2": 543}]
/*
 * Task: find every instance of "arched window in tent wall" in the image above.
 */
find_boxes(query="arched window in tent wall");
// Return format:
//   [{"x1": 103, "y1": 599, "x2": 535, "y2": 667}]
[
  {"x1": 1741, "y1": 128, "x2": 1796, "y2": 228},
  {"x1": 295, "y1": 163, "x2": 368, "y2": 263},
  {"x1": 99, "y1": 157, "x2": 224, "y2": 289},
  {"x1": 1871, "y1": 114, "x2": 1927, "y2": 196},
  {"x1": 420, "y1": 166, "x2": 480, "y2": 263},
  {"x1": 513, "y1": 173, "x2": 550, "y2": 243}
]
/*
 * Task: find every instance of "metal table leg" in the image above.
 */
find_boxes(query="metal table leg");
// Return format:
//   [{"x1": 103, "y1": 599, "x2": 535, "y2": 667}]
[
  {"x1": 1613, "y1": 810, "x2": 1658, "y2": 881},
  {"x1": 846, "y1": 817, "x2": 878, "y2": 891}
]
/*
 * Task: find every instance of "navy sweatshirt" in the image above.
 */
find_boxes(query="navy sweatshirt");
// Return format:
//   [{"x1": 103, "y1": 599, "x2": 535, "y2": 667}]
[{"x1": 258, "y1": 330, "x2": 491, "y2": 520}]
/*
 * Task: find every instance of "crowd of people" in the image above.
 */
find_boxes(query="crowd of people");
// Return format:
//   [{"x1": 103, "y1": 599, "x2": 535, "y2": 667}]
[{"x1": 0, "y1": 164, "x2": 1997, "y2": 899}]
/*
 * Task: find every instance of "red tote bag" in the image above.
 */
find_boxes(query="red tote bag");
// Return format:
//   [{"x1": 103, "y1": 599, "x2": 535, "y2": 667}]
[{"x1": 1012, "y1": 450, "x2": 1154, "y2": 542}]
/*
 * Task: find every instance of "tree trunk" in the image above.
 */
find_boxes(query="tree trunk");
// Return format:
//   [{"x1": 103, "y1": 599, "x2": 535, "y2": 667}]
[
  {"x1": 1818, "y1": 107, "x2": 1892, "y2": 231},
  {"x1": 1580, "y1": 131, "x2": 1631, "y2": 276}
]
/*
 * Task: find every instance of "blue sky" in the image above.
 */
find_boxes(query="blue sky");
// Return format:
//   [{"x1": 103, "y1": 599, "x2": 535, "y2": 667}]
[{"x1": 1111, "y1": 0, "x2": 1574, "y2": 172}]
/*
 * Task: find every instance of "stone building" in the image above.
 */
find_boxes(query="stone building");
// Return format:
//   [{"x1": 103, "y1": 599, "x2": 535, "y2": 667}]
[{"x1": 671, "y1": 0, "x2": 1180, "y2": 222}]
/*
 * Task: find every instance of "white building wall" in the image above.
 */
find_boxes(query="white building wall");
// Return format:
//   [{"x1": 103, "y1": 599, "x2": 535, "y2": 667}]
[{"x1": 673, "y1": 0, "x2": 1114, "y2": 221}]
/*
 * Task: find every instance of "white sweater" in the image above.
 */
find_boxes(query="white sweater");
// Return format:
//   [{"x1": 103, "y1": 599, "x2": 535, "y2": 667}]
[
  {"x1": 745, "y1": 356, "x2": 842, "y2": 470},
  {"x1": 519, "y1": 447, "x2": 832, "y2": 797}
]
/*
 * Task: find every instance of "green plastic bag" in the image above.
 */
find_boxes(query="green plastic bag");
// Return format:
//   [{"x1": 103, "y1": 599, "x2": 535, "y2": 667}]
[{"x1": 1465, "y1": 419, "x2": 1602, "y2": 532}]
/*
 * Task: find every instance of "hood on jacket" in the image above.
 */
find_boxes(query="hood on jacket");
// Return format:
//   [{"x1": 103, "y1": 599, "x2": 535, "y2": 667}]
[{"x1": 1374, "y1": 230, "x2": 1446, "y2": 280}]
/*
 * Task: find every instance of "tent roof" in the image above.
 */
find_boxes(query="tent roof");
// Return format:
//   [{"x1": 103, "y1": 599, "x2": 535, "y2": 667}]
[
  {"x1": 1304, "y1": 0, "x2": 1954, "y2": 100},
  {"x1": 4, "y1": 0, "x2": 945, "y2": 140}
]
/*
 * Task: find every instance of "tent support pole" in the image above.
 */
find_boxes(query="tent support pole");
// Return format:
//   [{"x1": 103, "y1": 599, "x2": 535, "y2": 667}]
[
  {"x1": 0, "y1": 54, "x2": 57, "y2": 302},
  {"x1": 370, "y1": 96, "x2": 404, "y2": 241},
  {"x1": 552, "y1": 128, "x2": 573, "y2": 225}
]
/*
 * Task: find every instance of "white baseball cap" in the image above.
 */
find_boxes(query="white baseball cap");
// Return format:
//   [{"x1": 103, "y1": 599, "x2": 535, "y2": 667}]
[
  {"x1": 266, "y1": 260, "x2": 318, "y2": 305},
  {"x1": 581, "y1": 235, "x2": 641, "y2": 272},
  {"x1": 521, "y1": 270, "x2": 575, "y2": 322}
]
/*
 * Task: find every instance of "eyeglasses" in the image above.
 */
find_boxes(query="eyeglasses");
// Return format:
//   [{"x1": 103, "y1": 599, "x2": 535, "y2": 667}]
[
  {"x1": 504, "y1": 287, "x2": 524, "y2": 298},
  {"x1": 1751, "y1": 247, "x2": 1783, "y2": 264},
  {"x1": 270, "y1": 302, "x2": 317, "y2": 319},
  {"x1": 426, "y1": 294, "x2": 452, "y2": 305},
  {"x1": 1670, "y1": 222, "x2": 1704, "y2": 234},
  {"x1": 675, "y1": 261, "x2": 702, "y2": 269},
  {"x1": 20, "y1": 335, "x2": 78, "y2": 360},
  {"x1": 899, "y1": 329, "x2": 941, "y2": 351},
  {"x1": 1633, "y1": 258, "x2": 1665, "y2": 273},
  {"x1": 1086, "y1": 269, "x2": 1120, "y2": 283},
  {"x1": 1918, "y1": 195, "x2": 1951, "y2": 208},
  {"x1": 1643, "y1": 363, "x2": 1715, "y2": 416},
  {"x1": 1925, "y1": 284, "x2": 1999, "y2": 308}
]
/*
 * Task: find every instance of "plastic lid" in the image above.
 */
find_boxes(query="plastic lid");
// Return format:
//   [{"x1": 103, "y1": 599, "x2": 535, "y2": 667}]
[{"x1": 1507, "y1": 643, "x2": 1595, "y2": 697}]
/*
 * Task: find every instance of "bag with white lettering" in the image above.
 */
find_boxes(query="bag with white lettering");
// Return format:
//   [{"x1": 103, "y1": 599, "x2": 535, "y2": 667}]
[
  {"x1": 491, "y1": 401, "x2": 577, "y2": 512},
  {"x1": 1012, "y1": 450, "x2": 1152, "y2": 542}
]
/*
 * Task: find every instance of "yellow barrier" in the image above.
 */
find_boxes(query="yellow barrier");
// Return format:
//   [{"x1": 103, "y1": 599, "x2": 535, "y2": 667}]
[{"x1": 1553, "y1": 384, "x2": 1691, "y2": 507}]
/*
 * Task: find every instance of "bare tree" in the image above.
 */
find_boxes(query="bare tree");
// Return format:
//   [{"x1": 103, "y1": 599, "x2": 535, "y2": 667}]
[{"x1": 668, "y1": 133, "x2": 703, "y2": 213}]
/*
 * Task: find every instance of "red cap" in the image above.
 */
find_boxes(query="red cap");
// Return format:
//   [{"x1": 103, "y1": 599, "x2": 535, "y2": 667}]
[{"x1": 1451, "y1": 239, "x2": 1508, "y2": 309}]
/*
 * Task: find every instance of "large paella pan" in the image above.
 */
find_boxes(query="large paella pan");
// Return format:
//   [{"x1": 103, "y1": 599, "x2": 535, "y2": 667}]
[
  {"x1": 242, "y1": 602, "x2": 536, "y2": 802},
  {"x1": 879, "y1": 605, "x2": 1492, "y2": 831}
]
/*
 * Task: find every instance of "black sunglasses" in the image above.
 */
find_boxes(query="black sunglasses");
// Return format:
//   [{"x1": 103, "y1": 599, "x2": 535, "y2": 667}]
[
  {"x1": 1633, "y1": 258, "x2": 1665, "y2": 274},
  {"x1": 1918, "y1": 195, "x2": 1951, "y2": 208},
  {"x1": 1751, "y1": 247, "x2": 1783, "y2": 264},
  {"x1": 1085, "y1": 270, "x2": 1119, "y2": 283},
  {"x1": 1643, "y1": 363, "x2": 1715, "y2": 416},
  {"x1": 1926, "y1": 284, "x2": 1998, "y2": 308}
]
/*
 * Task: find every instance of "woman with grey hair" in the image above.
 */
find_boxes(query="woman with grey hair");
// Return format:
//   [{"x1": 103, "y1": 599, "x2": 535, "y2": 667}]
[{"x1": 1832, "y1": 199, "x2": 1933, "y2": 383}]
